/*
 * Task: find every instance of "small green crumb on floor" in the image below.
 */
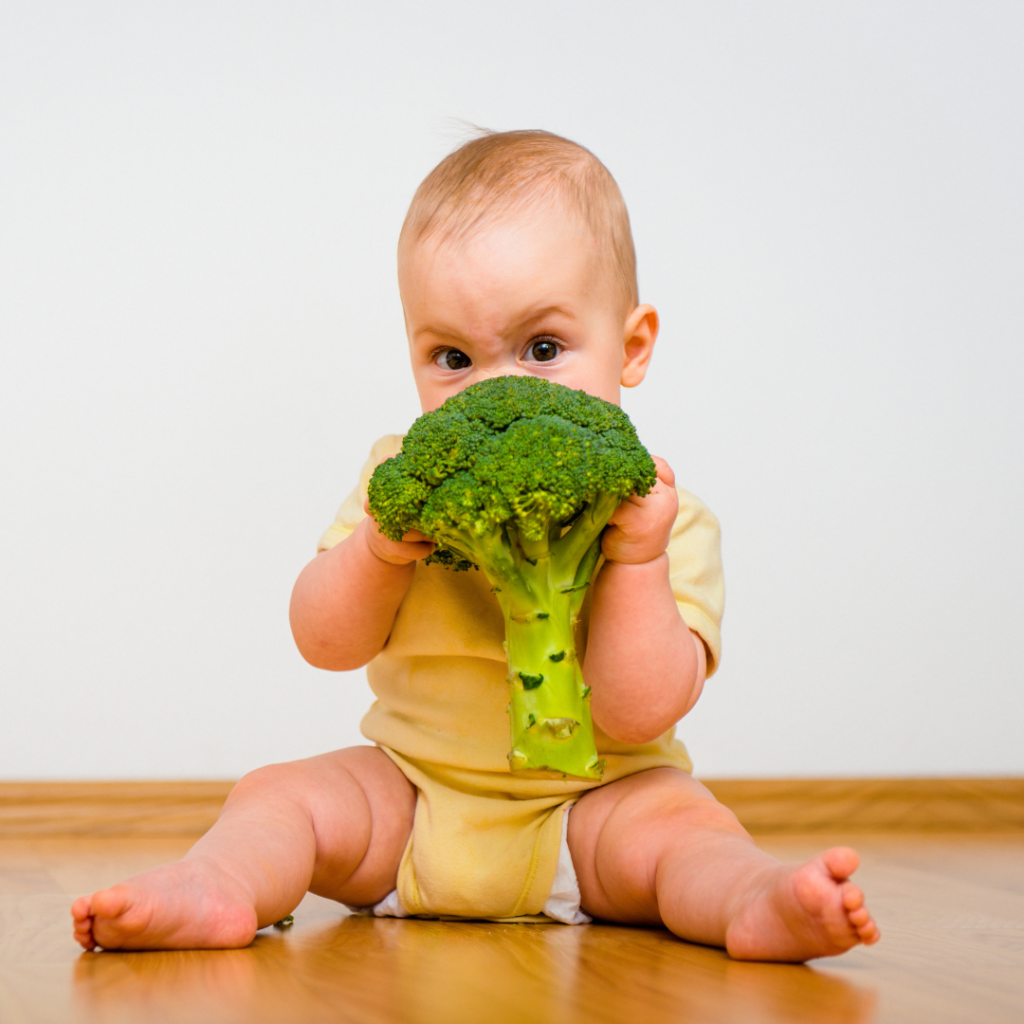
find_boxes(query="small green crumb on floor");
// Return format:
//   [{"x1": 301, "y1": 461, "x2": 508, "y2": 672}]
[{"x1": 273, "y1": 915, "x2": 294, "y2": 929}]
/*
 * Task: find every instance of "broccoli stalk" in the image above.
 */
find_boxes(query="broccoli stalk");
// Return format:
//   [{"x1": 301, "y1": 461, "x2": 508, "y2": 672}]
[
  {"x1": 368, "y1": 376, "x2": 657, "y2": 781},
  {"x1": 436, "y1": 493, "x2": 617, "y2": 778}
]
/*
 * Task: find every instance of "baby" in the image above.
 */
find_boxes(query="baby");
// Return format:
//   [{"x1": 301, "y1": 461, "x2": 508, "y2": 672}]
[{"x1": 72, "y1": 130, "x2": 878, "y2": 961}]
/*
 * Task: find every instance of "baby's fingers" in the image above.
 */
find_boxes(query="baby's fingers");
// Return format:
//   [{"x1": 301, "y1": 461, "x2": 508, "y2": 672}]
[
  {"x1": 369, "y1": 535, "x2": 435, "y2": 565},
  {"x1": 617, "y1": 457, "x2": 675, "y2": 508},
  {"x1": 363, "y1": 498, "x2": 433, "y2": 546},
  {"x1": 606, "y1": 499, "x2": 646, "y2": 529},
  {"x1": 652, "y1": 456, "x2": 675, "y2": 488},
  {"x1": 398, "y1": 539, "x2": 435, "y2": 559},
  {"x1": 401, "y1": 529, "x2": 432, "y2": 543}
]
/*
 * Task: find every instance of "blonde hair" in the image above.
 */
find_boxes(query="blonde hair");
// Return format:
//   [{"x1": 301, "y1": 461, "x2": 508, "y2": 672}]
[{"x1": 399, "y1": 129, "x2": 638, "y2": 309}]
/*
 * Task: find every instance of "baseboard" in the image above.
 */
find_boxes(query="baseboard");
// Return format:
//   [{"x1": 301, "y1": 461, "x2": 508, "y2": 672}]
[
  {"x1": 700, "y1": 778, "x2": 1024, "y2": 833},
  {"x1": 0, "y1": 778, "x2": 1021, "y2": 837},
  {"x1": 0, "y1": 781, "x2": 235, "y2": 837}
]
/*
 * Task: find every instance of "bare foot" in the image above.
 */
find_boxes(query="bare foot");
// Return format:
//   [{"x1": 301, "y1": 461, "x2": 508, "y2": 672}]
[
  {"x1": 724, "y1": 847, "x2": 880, "y2": 962},
  {"x1": 71, "y1": 859, "x2": 259, "y2": 951}
]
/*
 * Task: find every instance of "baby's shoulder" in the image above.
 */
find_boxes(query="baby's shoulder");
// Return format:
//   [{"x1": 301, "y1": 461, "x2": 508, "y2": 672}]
[
  {"x1": 316, "y1": 434, "x2": 404, "y2": 553},
  {"x1": 369, "y1": 433, "x2": 404, "y2": 465}
]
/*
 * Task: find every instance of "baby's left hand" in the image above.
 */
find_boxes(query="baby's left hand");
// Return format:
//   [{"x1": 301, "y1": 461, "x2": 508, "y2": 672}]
[{"x1": 601, "y1": 457, "x2": 679, "y2": 565}]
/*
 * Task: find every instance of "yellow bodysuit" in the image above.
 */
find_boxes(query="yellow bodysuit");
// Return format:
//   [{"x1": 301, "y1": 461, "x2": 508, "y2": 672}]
[{"x1": 318, "y1": 435, "x2": 725, "y2": 920}]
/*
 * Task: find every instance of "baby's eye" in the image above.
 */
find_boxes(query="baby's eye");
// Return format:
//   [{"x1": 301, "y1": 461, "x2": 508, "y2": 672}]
[
  {"x1": 525, "y1": 337, "x2": 561, "y2": 363},
  {"x1": 435, "y1": 348, "x2": 472, "y2": 370}
]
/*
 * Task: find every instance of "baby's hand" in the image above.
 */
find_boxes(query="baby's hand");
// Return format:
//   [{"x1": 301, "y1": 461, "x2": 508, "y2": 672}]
[
  {"x1": 601, "y1": 457, "x2": 679, "y2": 565},
  {"x1": 362, "y1": 500, "x2": 435, "y2": 566}
]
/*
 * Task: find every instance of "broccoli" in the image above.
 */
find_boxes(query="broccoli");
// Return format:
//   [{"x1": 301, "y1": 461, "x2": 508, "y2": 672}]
[{"x1": 367, "y1": 375, "x2": 657, "y2": 781}]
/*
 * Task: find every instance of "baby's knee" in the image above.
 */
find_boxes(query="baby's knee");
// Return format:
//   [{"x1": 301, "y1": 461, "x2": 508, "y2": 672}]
[
  {"x1": 619, "y1": 775, "x2": 748, "y2": 841},
  {"x1": 661, "y1": 794, "x2": 747, "y2": 837},
  {"x1": 226, "y1": 761, "x2": 309, "y2": 805}
]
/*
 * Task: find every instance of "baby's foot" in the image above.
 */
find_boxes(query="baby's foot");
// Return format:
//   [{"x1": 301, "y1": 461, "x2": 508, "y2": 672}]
[
  {"x1": 724, "y1": 847, "x2": 879, "y2": 962},
  {"x1": 71, "y1": 859, "x2": 259, "y2": 951}
]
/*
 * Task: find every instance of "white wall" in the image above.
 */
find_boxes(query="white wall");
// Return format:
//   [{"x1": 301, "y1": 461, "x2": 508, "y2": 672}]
[{"x1": 2, "y1": 2, "x2": 1021, "y2": 780}]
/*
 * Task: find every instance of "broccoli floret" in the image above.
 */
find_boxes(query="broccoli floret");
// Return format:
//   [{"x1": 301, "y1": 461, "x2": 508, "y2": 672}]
[{"x1": 368, "y1": 375, "x2": 657, "y2": 780}]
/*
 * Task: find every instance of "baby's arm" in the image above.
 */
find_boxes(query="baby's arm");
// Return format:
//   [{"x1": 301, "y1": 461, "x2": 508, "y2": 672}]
[
  {"x1": 585, "y1": 458, "x2": 707, "y2": 744},
  {"x1": 289, "y1": 514, "x2": 434, "y2": 670}
]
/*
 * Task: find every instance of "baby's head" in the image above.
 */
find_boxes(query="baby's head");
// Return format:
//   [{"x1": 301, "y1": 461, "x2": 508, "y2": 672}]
[{"x1": 398, "y1": 130, "x2": 658, "y2": 412}]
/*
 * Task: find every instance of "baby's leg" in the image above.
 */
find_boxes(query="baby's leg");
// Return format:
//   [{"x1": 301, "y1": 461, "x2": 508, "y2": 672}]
[
  {"x1": 569, "y1": 768, "x2": 879, "y2": 962},
  {"x1": 71, "y1": 745, "x2": 414, "y2": 951}
]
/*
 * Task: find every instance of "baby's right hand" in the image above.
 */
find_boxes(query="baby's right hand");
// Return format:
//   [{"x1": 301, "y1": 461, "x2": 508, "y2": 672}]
[{"x1": 361, "y1": 500, "x2": 436, "y2": 566}]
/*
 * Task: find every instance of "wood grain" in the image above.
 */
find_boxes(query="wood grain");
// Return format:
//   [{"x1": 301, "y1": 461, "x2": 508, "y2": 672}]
[
  {"x1": 1, "y1": 778, "x2": 1022, "y2": 836},
  {"x1": 2, "y1": 833, "x2": 1023, "y2": 1024},
  {"x1": 701, "y1": 777, "x2": 1024, "y2": 833},
  {"x1": 0, "y1": 782, "x2": 235, "y2": 837}
]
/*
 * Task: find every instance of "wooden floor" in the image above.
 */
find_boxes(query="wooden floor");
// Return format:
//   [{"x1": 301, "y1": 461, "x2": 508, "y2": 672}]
[{"x1": 1, "y1": 832, "x2": 1022, "y2": 1024}]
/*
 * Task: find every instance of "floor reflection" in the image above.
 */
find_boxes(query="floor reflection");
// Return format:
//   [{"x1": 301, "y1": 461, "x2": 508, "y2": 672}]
[{"x1": 72, "y1": 915, "x2": 877, "y2": 1024}]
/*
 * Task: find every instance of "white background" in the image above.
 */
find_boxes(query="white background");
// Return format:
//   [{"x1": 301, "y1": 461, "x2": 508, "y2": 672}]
[{"x1": 2, "y1": 2, "x2": 1021, "y2": 780}]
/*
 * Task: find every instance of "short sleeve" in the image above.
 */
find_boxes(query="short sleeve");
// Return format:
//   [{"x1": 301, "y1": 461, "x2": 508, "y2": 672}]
[
  {"x1": 316, "y1": 434, "x2": 404, "y2": 553},
  {"x1": 668, "y1": 488, "x2": 725, "y2": 677}
]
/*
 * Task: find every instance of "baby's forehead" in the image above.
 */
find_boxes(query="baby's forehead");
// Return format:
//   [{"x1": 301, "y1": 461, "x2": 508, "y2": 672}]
[
  {"x1": 398, "y1": 205, "x2": 625, "y2": 330},
  {"x1": 398, "y1": 131, "x2": 637, "y2": 311},
  {"x1": 404, "y1": 200, "x2": 614, "y2": 296},
  {"x1": 404, "y1": 191, "x2": 587, "y2": 257}
]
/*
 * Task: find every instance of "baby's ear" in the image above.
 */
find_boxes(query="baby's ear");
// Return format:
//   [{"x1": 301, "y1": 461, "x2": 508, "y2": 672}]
[{"x1": 621, "y1": 304, "x2": 659, "y2": 388}]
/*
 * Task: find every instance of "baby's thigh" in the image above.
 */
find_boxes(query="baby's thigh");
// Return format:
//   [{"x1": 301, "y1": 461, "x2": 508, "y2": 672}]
[
  {"x1": 292, "y1": 745, "x2": 415, "y2": 905},
  {"x1": 568, "y1": 768, "x2": 745, "y2": 924}
]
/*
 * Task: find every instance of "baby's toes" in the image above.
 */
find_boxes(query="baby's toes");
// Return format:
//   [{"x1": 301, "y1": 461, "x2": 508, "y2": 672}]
[
  {"x1": 848, "y1": 905, "x2": 871, "y2": 928},
  {"x1": 841, "y1": 885, "x2": 880, "y2": 945},
  {"x1": 71, "y1": 895, "x2": 92, "y2": 921},
  {"x1": 90, "y1": 886, "x2": 130, "y2": 920},
  {"x1": 73, "y1": 920, "x2": 96, "y2": 950},
  {"x1": 841, "y1": 882, "x2": 864, "y2": 912},
  {"x1": 71, "y1": 897, "x2": 96, "y2": 950},
  {"x1": 822, "y1": 846, "x2": 859, "y2": 880}
]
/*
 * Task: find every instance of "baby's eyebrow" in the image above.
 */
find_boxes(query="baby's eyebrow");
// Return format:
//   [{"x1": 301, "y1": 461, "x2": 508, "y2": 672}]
[
  {"x1": 412, "y1": 305, "x2": 577, "y2": 347},
  {"x1": 411, "y1": 324, "x2": 465, "y2": 346},
  {"x1": 511, "y1": 304, "x2": 577, "y2": 332}
]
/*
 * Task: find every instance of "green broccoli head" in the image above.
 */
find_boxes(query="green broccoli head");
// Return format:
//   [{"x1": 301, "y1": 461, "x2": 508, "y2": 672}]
[
  {"x1": 367, "y1": 375, "x2": 658, "y2": 781},
  {"x1": 369, "y1": 375, "x2": 656, "y2": 562}
]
